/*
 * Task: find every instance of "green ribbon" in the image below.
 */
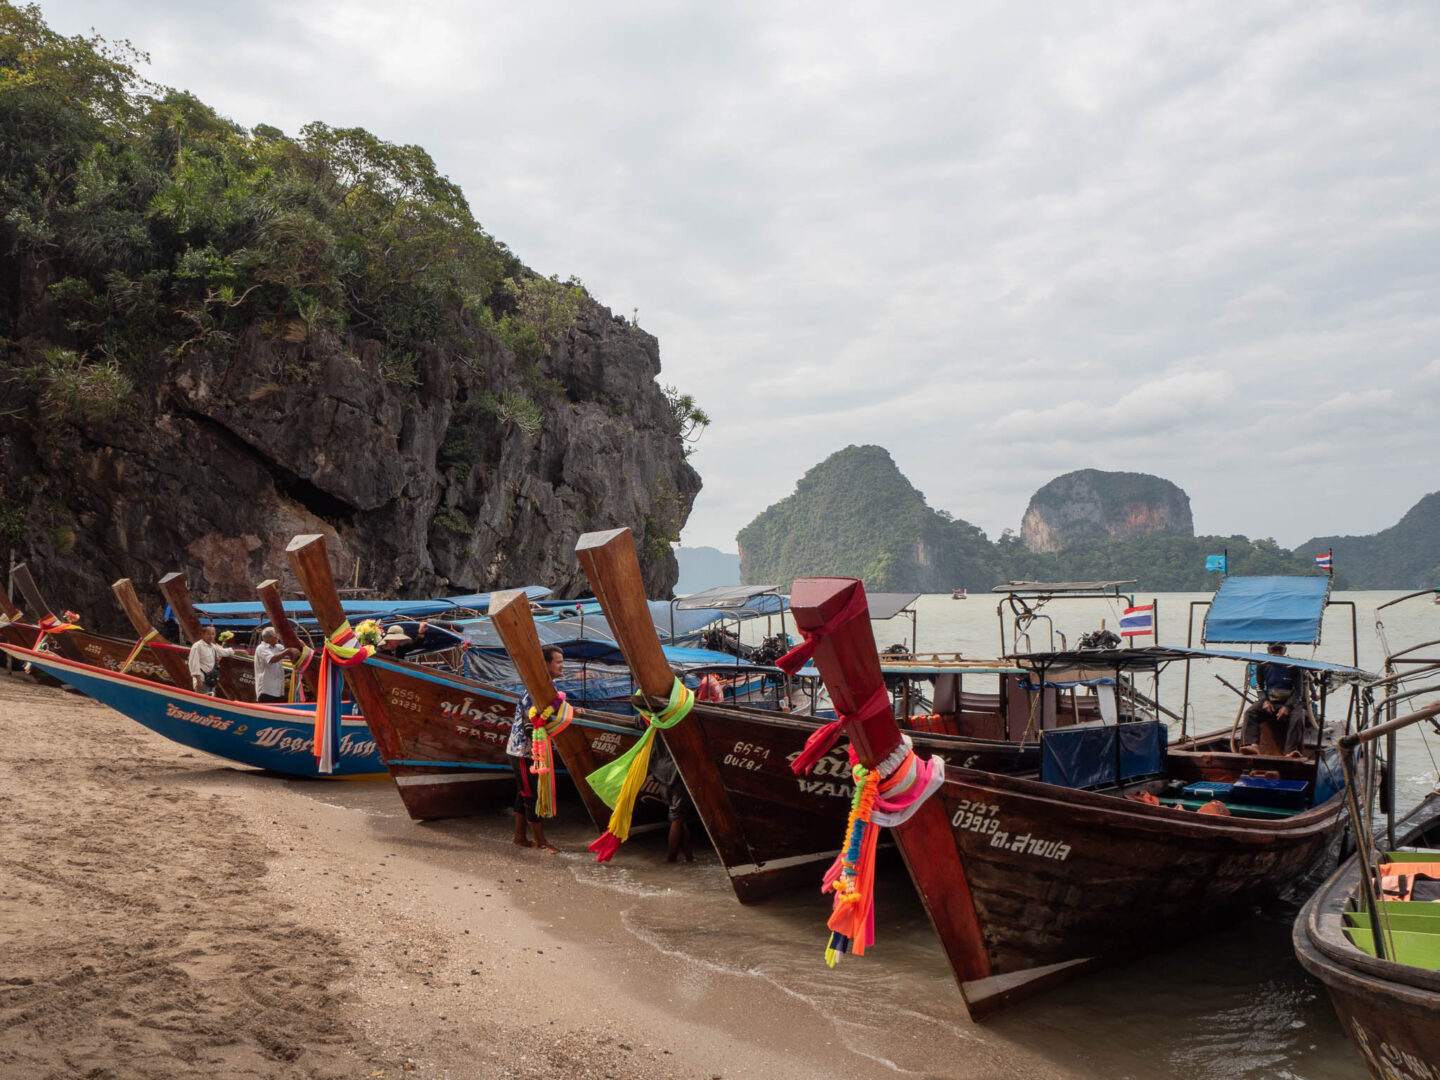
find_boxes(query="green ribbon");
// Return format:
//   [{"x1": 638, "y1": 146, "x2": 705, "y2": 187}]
[{"x1": 586, "y1": 678, "x2": 695, "y2": 809}]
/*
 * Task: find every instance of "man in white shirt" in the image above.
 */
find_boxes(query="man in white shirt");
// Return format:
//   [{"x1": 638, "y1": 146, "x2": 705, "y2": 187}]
[
  {"x1": 188, "y1": 624, "x2": 235, "y2": 695},
  {"x1": 252, "y1": 626, "x2": 300, "y2": 703}
]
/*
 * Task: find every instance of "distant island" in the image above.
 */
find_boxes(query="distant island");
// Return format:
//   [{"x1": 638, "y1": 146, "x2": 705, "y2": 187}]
[
  {"x1": 735, "y1": 445, "x2": 1439, "y2": 592},
  {"x1": 674, "y1": 546, "x2": 741, "y2": 595}
]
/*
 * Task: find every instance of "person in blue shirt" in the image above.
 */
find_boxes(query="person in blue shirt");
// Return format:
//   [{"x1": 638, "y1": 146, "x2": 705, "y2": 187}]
[{"x1": 1240, "y1": 643, "x2": 1309, "y2": 757}]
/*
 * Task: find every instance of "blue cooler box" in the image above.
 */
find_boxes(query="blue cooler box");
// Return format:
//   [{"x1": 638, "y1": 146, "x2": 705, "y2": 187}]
[
  {"x1": 1233, "y1": 776, "x2": 1310, "y2": 809},
  {"x1": 1181, "y1": 781, "x2": 1234, "y2": 801}
]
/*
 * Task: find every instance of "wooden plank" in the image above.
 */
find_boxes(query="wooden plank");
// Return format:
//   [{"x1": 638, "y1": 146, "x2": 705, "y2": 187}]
[
  {"x1": 490, "y1": 590, "x2": 610, "y2": 831},
  {"x1": 789, "y1": 576, "x2": 993, "y2": 1000},
  {"x1": 111, "y1": 578, "x2": 193, "y2": 688},
  {"x1": 575, "y1": 527, "x2": 756, "y2": 882}
]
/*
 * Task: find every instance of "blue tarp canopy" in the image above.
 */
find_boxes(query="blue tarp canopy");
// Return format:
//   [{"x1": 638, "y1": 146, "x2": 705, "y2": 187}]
[
  {"x1": 192, "y1": 586, "x2": 552, "y2": 628},
  {"x1": 1202, "y1": 576, "x2": 1331, "y2": 645}
]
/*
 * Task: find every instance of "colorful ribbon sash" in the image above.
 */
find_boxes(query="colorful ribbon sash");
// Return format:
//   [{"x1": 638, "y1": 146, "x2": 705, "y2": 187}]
[
  {"x1": 529, "y1": 693, "x2": 575, "y2": 818},
  {"x1": 119, "y1": 629, "x2": 158, "y2": 674},
  {"x1": 287, "y1": 644, "x2": 315, "y2": 703},
  {"x1": 313, "y1": 623, "x2": 375, "y2": 773},
  {"x1": 774, "y1": 587, "x2": 871, "y2": 676},
  {"x1": 585, "y1": 678, "x2": 694, "y2": 862},
  {"x1": 821, "y1": 735, "x2": 945, "y2": 967}
]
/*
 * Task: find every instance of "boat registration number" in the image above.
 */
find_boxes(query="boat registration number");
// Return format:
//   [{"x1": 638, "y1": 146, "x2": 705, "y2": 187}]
[{"x1": 952, "y1": 799, "x2": 1071, "y2": 861}]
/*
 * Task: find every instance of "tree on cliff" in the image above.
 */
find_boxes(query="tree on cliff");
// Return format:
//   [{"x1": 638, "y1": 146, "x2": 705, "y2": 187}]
[
  {"x1": 737, "y1": 445, "x2": 996, "y2": 591},
  {"x1": 0, "y1": 3, "x2": 703, "y2": 617}
]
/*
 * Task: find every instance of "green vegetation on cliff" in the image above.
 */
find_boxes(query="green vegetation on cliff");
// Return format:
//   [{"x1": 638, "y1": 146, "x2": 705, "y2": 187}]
[
  {"x1": 740, "y1": 446, "x2": 1363, "y2": 591},
  {"x1": 0, "y1": 3, "x2": 638, "y2": 400},
  {"x1": 1297, "y1": 492, "x2": 1440, "y2": 588},
  {"x1": 738, "y1": 446, "x2": 997, "y2": 591}
]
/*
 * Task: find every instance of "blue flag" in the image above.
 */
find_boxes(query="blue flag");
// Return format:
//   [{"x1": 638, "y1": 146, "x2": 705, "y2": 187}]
[{"x1": 1205, "y1": 554, "x2": 1227, "y2": 573}]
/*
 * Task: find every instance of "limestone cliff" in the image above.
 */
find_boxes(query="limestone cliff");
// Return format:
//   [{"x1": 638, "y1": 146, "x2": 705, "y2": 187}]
[
  {"x1": 0, "y1": 298, "x2": 698, "y2": 628},
  {"x1": 1020, "y1": 470, "x2": 1193, "y2": 553},
  {"x1": 737, "y1": 445, "x2": 996, "y2": 591}
]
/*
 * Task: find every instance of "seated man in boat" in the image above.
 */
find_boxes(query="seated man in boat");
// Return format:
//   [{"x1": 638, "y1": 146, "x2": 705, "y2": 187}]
[
  {"x1": 251, "y1": 626, "x2": 300, "y2": 703},
  {"x1": 187, "y1": 624, "x2": 235, "y2": 695},
  {"x1": 1240, "y1": 644, "x2": 1310, "y2": 758}
]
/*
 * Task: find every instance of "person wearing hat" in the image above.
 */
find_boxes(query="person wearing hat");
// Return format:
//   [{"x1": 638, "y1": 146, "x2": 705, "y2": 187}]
[
  {"x1": 252, "y1": 626, "x2": 300, "y2": 703},
  {"x1": 1239, "y1": 643, "x2": 1310, "y2": 757},
  {"x1": 377, "y1": 621, "x2": 428, "y2": 661}
]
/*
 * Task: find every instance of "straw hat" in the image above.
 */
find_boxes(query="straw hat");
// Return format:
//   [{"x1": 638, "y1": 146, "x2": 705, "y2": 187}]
[{"x1": 382, "y1": 625, "x2": 413, "y2": 644}]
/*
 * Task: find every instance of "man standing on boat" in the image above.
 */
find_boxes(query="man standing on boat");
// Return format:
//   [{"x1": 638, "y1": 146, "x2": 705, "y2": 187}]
[
  {"x1": 506, "y1": 644, "x2": 561, "y2": 854},
  {"x1": 187, "y1": 624, "x2": 234, "y2": 695},
  {"x1": 252, "y1": 626, "x2": 299, "y2": 703},
  {"x1": 1240, "y1": 643, "x2": 1309, "y2": 757}
]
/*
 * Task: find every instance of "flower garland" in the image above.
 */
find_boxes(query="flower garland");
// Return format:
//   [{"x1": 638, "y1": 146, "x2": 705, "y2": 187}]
[
  {"x1": 585, "y1": 678, "x2": 695, "y2": 862},
  {"x1": 820, "y1": 735, "x2": 946, "y2": 966},
  {"x1": 529, "y1": 692, "x2": 575, "y2": 818}
]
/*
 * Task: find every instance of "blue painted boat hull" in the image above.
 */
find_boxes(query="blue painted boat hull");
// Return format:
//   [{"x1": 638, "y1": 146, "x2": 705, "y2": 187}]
[{"x1": 0, "y1": 643, "x2": 382, "y2": 777}]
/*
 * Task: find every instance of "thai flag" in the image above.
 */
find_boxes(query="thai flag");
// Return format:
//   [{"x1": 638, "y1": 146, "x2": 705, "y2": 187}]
[
  {"x1": 1316, "y1": 552, "x2": 1333, "y2": 571},
  {"x1": 1119, "y1": 604, "x2": 1154, "y2": 638}
]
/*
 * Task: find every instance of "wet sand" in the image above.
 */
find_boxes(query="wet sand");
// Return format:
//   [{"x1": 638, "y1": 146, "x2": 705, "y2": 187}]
[{"x1": 0, "y1": 671, "x2": 1077, "y2": 1080}]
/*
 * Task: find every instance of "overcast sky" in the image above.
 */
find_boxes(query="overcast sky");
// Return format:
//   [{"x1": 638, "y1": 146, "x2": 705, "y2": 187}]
[{"x1": 38, "y1": 0, "x2": 1440, "y2": 551}]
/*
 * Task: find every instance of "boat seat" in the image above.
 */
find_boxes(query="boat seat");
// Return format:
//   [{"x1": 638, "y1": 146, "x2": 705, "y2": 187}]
[{"x1": 1343, "y1": 919, "x2": 1440, "y2": 967}]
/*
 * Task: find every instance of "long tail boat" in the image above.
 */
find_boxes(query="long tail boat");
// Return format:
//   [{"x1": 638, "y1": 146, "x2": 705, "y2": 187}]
[
  {"x1": 0, "y1": 638, "x2": 382, "y2": 776},
  {"x1": 6, "y1": 563, "x2": 206, "y2": 690},
  {"x1": 788, "y1": 575, "x2": 1361, "y2": 1019},
  {"x1": 1294, "y1": 701, "x2": 1440, "y2": 1080},
  {"x1": 284, "y1": 533, "x2": 659, "y2": 823},
  {"x1": 572, "y1": 528, "x2": 1040, "y2": 902}
]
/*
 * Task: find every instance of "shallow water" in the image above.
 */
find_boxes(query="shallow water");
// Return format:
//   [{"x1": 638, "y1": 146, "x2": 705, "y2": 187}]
[{"x1": 304, "y1": 590, "x2": 1440, "y2": 1079}]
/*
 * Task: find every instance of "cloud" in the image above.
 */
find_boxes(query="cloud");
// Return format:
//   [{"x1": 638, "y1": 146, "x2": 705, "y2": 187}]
[{"x1": 36, "y1": 0, "x2": 1440, "y2": 552}]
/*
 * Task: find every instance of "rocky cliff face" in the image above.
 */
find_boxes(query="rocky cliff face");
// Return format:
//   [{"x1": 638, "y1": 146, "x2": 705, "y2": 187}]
[
  {"x1": 0, "y1": 297, "x2": 699, "y2": 630},
  {"x1": 1020, "y1": 469, "x2": 1193, "y2": 553}
]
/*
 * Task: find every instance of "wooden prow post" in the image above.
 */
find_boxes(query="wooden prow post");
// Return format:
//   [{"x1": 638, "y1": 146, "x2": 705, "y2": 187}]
[
  {"x1": 574, "y1": 527, "x2": 753, "y2": 872},
  {"x1": 112, "y1": 578, "x2": 192, "y2": 688},
  {"x1": 157, "y1": 572, "x2": 241, "y2": 699},
  {"x1": 0, "y1": 584, "x2": 22, "y2": 622},
  {"x1": 157, "y1": 572, "x2": 204, "y2": 645},
  {"x1": 490, "y1": 589, "x2": 608, "y2": 830},
  {"x1": 285, "y1": 534, "x2": 403, "y2": 767},
  {"x1": 257, "y1": 578, "x2": 316, "y2": 698},
  {"x1": 574, "y1": 529, "x2": 674, "y2": 699},
  {"x1": 790, "y1": 577, "x2": 994, "y2": 1008},
  {"x1": 11, "y1": 563, "x2": 85, "y2": 662}
]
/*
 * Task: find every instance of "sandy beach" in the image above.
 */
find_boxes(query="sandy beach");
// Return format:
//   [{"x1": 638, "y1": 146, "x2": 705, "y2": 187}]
[{"x1": 0, "y1": 670, "x2": 1090, "y2": 1080}]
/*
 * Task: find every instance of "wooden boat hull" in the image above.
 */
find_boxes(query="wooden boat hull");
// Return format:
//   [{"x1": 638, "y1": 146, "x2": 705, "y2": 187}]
[
  {"x1": 672, "y1": 702, "x2": 1040, "y2": 902},
  {"x1": 0, "y1": 643, "x2": 381, "y2": 777},
  {"x1": 1294, "y1": 796, "x2": 1440, "y2": 1080},
  {"x1": 358, "y1": 657, "x2": 667, "y2": 824},
  {"x1": 932, "y1": 765, "x2": 1346, "y2": 1017}
]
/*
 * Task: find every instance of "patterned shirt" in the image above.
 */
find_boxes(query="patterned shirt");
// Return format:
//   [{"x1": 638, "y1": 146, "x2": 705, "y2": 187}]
[{"x1": 506, "y1": 691, "x2": 535, "y2": 759}]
